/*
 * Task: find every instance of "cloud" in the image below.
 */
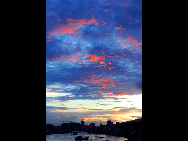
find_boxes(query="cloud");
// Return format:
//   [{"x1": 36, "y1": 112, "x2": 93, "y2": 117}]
[
  {"x1": 46, "y1": 111, "x2": 78, "y2": 125},
  {"x1": 97, "y1": 100, "x2": 122, "y2": 102},
  {"x1": 46, "y1": 106, "x2": 78, "y2": 110},
  {"x1": 46, "y1": 0, "x2": 142, "y2": 125},
  {"x1": 47, "y1": 18, "x2": 99, "y2": 38},
  {"x1": 89, "y1": 109, "x2": 103, "y2": 110},
  {"x1": 99, "y1": 104, "x2": 111, "y2": 106},
  {"x1": 60, "y1": 115, "x2": 77, "y2": 121},
  {"x1": 135, "y1": 80, "x2": 142, "y2": 90},
  {"x1": 118, "y1": 108, "x2": 142, "y2": 112},
  {"x1": 114, "y1": 107, "x2": 127, "y2": 109}
]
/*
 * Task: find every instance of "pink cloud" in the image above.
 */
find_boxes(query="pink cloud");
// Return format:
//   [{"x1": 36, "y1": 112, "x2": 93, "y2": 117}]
[{"x1": 48, "y1": 18, "x2": 99, "y2": 39}]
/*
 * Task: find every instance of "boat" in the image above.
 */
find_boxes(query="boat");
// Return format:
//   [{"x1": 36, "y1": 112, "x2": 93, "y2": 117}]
[
  {"x1": 75, "y1": 136, "x2": 89, "y2": 140},
  {"x1": 73, "y1": 132, "x2": 78, "y2": 135}
]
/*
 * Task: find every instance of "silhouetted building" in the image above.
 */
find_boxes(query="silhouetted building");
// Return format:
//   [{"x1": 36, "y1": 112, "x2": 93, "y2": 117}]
[
  {"x1": 89, "y1": 123, "x2": 95, "y2": 130},
  {"x1": 116, "y1": 118, "x2": 142, "y2": 138},
  {"x1": 107, "y1": 120, "x2": 113, "y2": 126},
  {"x1": 69, "y1": 122, "x2": 80, "y2": 127},
  {"x1": 46, "y1": 124, "x2": 54, "y2": 133},
  {"x1": 99, "y1": 123, "x2": 106, "y2": 132},
  {"x1": 116, "y1": 122, "x2": 119, "y2": 126},
  {"x1": 106, "y1": 120, "x2": 114, "y2": 131},
  {"x1": 61, "y1": 122, "x2": 81, "y2": 131},
  {"x1": 81, "y1": 118, "x2": 84, "y2": 126}
]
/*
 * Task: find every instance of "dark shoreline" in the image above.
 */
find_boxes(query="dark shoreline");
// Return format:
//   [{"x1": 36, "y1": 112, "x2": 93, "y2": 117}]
[{"x1": 47, "y1": 118, "x2": 142, "y2": 140}]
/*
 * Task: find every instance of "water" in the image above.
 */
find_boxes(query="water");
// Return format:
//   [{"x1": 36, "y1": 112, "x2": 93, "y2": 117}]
[{"x1": 46, "y1": 132, "x2": 128, "y2": 141}]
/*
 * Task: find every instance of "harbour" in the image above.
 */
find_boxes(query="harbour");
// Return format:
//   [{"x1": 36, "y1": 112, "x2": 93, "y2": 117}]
[{"x1": 46, "y1": 131, "x2": 128, "y2": 141}]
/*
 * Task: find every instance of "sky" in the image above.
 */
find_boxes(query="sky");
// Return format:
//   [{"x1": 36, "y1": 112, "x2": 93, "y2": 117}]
[{"x1": 46, "y1": 0, "x2": 142, "y2": 126}]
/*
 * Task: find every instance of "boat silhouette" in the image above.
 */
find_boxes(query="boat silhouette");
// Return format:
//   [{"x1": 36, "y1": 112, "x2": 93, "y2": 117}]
[
  {"x1": 75, "y1": 136, "x2": 89, "y2": 140},
  {"x1": 73, "y1": 132, "x2": 78, "y2": 135}
]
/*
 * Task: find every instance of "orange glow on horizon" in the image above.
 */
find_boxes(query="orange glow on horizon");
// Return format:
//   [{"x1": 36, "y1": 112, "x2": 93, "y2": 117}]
[{"x1": 80, "y1": 111, "x2": 141, "y2": 123}]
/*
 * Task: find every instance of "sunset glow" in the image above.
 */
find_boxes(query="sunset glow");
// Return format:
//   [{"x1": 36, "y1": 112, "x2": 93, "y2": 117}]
[{"x1": 46, "y1": 0, "x2": 142, "y2": 126}]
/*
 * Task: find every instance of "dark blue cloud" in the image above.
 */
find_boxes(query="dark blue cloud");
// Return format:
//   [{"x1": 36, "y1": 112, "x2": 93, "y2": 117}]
[
  {"x1": 136, "y1": 80, "x2": 142, "y2": 89},
  {"x1": 46, "y1": 0, "x2": 142, "y2": 38}
]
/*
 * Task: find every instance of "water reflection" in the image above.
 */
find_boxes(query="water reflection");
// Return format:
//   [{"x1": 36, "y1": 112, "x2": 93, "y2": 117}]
[{"x1": 46, "y1": 131, "x2": 128, "y2": 141}]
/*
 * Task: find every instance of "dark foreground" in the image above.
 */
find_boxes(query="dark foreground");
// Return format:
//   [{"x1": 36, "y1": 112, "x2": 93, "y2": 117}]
[
  {"x1": 46, "y1": 132, "x2": 129, "y2": 141},
  {"x1": 46, "y1": 131, "x2": 142, "y2": 141},
  {"x1": 46, "y1": 118, "x2": 142, "y2": 140}
]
